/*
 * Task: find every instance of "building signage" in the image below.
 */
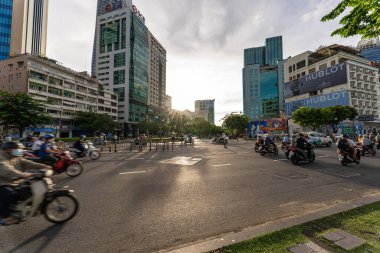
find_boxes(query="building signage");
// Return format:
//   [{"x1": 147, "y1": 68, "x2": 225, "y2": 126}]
[
  {"x1": 285, "y1": 90, "x2": 349, "y2": 116},
  {"x1": 103, "y1": 0, "x2": 123, "y2": 13},
  {"x1": 132, "y1": 5, "x2": 145, "y2": 23},
  {"x1": 285, "y1": 63, "x2": 347, "y2": 99},
  {"x1": 248, "y1": 118, "x2": 287, "y2": 135}
]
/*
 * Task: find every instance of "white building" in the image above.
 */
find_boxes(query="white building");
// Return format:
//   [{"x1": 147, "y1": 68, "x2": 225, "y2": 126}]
[{"x1": 284, "y1": 45, "x2": 380, "y2": 133}]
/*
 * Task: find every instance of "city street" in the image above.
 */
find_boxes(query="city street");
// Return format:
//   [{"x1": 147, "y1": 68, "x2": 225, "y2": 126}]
[{"x1": 1, "y1": 140, "x2": 380, "y2": 253}]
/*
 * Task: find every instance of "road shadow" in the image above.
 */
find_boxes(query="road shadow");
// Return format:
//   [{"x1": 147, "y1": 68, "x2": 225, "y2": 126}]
[{"x1": 7, "y1": 224, "x2": 65, "y2": 253}]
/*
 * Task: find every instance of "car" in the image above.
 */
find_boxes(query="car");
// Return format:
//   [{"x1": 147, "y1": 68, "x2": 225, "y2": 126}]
[{"x1": 306, "y1": 132, "x2": 333, "y2": 147}]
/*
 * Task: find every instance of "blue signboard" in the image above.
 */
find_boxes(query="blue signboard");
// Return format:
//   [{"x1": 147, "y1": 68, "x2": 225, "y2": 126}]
[
  {"x1": 285, "y1": 63, "x2": 347, "y2": 99},
  {"x1": 27, "y1": 128, "x2": 55, "y2": 133},
  {"x1": 285, "y1": 90, "x2": 349, "y2": 116}
]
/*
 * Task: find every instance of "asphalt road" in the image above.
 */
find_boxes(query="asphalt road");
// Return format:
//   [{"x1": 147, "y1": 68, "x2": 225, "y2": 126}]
[{"x1": 1, "y1": 140, "x2": 380, "y2": 253}]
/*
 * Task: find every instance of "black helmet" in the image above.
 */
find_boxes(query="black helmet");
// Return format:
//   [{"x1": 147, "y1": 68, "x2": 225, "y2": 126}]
[
  {"x1": 2, "y1": 142, "x2": 25, "y2": 150},
  {"x1": 343, "y1": 134, "x2": 349, "y2": 138}
]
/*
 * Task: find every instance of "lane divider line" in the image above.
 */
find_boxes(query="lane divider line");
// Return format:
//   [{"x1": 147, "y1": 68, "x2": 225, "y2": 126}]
[
  {"x1": 119, "y1": 171, "x2": 147, "y2": 175},
  {"x1": 212, "y1": 164, "x2": 231, "y2": 167}
]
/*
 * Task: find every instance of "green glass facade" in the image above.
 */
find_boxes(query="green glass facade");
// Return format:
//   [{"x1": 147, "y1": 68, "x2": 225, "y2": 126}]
[{"x1": 129, "y1": 14, "x2": 149, "y2": 122}]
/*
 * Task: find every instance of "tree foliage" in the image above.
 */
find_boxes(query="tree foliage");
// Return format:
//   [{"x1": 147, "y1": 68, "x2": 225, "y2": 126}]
[
  {"x1": 222, "y1": 113, "x2": 249, "y2": 135},
  {"x1": 0, "y1": 92, "x2": 52, "y2": 136},
  {"x1": 72, "y1": 111, "x2": 119, "y2": 134},
  {"x1": 321, "y1": 0, "x2": 380, "y2": 38},
  {"x1": 293, "y1": 106, "x2": 358, "y2": 131}
]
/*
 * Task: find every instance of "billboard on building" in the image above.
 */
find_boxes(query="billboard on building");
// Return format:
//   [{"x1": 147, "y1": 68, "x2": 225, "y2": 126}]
[
  {"x1": 285, "y1": 63, "x2": 347, "y2": 99},
  {"x1": 248, "y1": 118, "x2": 287, "y2": 135},
  {"x1": 285, "y1": 90, "x2": 349, "y2": 116}
]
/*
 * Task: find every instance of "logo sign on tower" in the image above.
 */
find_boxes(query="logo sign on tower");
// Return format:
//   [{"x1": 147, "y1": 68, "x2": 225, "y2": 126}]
[
  {"x1": 104, "y1": 0, "x2": 123, "y2": 13},
  {"x1": 132, "y1": 5, "x2": 146, "y2": 23}
]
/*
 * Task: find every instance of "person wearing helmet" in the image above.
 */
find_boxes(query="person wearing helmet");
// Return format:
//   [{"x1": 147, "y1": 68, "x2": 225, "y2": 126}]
[
  {"x1": 73, "y1": 135, "x2": 86, "y2": 156},
  {"x1": 0, "y1": 142, "x2": 51, "y2": 225},
  {"x1": 296, "y1": 133, "x2": 312, "y2": 159},
  {"x1": 31, "y1": 136, "x2": 45, "y2": 156},
  {"x1": 361, "y1": 134, "x2": 373, "y2": 153},
  {"x1": 38, "y1": 134, "x2": 59, "y2": 167},
  {"x1": 338, "y1": 134, "x2": 358, "y2": 160},
  {"x1": 283, "y1": 134, "x2": 290, "y2": 144}
]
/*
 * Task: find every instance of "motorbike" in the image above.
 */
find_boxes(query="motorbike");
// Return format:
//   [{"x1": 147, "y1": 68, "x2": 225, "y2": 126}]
[
  {"x1": 184, "y1": 137, "x2": 194, "y2": 146},
  {"x1": 358, "y1": 144, "x2": 376, "y2": 157},
  {"x1": 212, "y1": 137, "x2": 227, "y2": 145},
  {"x1": 290, "y1": 145, "x2": 316, "y2": 165},
  {"x1": 259, "y1": 143, "x2": 279, "y2": 156},
  {"x1": 338, "y1": 150, "x2": 361, "y2": 166},
  {"x1": 23, "y1": 151, "x2": 83, "y2": 177},
  {"x1": 281, "y1": 142, "x2": 292, "y2": 159},
  {"x1": 254, "y1": 140, "x2": 264, "y2": 153},
  {"x1": 69, "y1": 142, "x2": 101, "y2": 160},
  {"x1": 1, "y1": 169, "x2": 79, "y2": 226}
]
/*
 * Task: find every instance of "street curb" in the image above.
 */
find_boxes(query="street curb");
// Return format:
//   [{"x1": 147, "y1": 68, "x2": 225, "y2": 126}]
[{"x1": 157, "y1": 192, "x2": 380, "y2": 253}]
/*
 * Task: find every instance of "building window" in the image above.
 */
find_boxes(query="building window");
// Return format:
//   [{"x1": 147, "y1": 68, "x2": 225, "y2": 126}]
[
  {"x1": 114, "y1": 53, "x2": 126, "y2": 68},
  {"x1": 296, "y1": 60, "x2": 306, "y2": 69},
  {"x1": 331, "y1": 60, "x2": 336, "y2": 66},
  {"x1": 288, "y1": 66, "x2": 292, "y2": 73},
  {"x1": 309, "y1": 68, "x2": 316, "y2": 74},
  {"x1": 319, "y1": 63, "x2": 327, "y2": 70},
  {"x1": 113, "y1": 87, "x2": 125, "y2": 102},
  {"x1": 113, "y1": 70, "x2": 125, "y2": 85}
]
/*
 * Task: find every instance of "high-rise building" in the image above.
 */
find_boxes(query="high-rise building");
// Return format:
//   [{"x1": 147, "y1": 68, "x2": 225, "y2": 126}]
[
  {"x1": 0, "y1": 0, "x2": 13, "y2": 61},
  {"x1": 9, "y1": 0, "x2": 49, "y2": 57},
  {"x1": 243, "y1": 36, "x2": 284, "y2": 120},
  {"x1": 358, "y1": 37, "x2": 380, "y2": 63},
  {"x1": 147, "y1": 32, "x2": 167, "y2": 122},
  {"x1": 92, "y1": 0, "x2": 166, "y2": 137},
  {"x1": 195, "y1": 100, "x2": 215, "y2": 124}
]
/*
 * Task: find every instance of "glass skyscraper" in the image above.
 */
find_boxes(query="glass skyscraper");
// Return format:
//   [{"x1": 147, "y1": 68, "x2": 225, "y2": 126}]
[
  {"x1": 243, "y1": 36, "x2": 283, "y2": 120},
  {"x1": 0, "y1": 0, "x2": 12, "y2": 61},
  {"x1": 358, "y1": 37, "x2": 380, "y2": 62}
]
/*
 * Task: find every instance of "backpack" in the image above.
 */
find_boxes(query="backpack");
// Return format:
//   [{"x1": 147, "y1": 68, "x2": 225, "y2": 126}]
[{"x1": 337, "y1": 139, "x2": 348, "y2": 150}]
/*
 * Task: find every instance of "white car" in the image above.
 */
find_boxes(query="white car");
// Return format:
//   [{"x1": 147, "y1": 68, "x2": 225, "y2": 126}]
[{"x1": 306, "y1": 132, "x2": 333, "y2": 147}]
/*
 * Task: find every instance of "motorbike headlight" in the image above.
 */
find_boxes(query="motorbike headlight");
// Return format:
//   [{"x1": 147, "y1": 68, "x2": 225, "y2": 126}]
[{"x1": 45, "y1": 170, "x2": 54, "y2": 177}]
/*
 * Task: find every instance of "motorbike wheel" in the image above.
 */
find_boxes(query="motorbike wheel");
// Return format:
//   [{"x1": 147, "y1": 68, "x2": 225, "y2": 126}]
[
  {"x1": 274, "y1": 148, "x2": 279, "y2": 156},
  {"x1": 90, "y1": 151, "x2": 101, "y2": 160},
  {"x1": 290, "y1": 154, "x2": 299, "y2": 165},
  {"x1": 309, "y1": 153, "x2": 316, "y2": 163},
  {"x1": 66, "y1": 164, "x2": 83, "y2": 177},
  {"x1": 341, "y1": 160, "x2": 348, "y2": 166},
  {"x1": 285, "y1": 151, "x2": 290, "y2": 159},
  {"x1": 372, "y1": 150, "x2": 376, "y2": 156},
  {"x1": 255, "y1": 146, "x2": 260, "y2": 153},
  {"x1": 259, "y1": 149, "x2": 266, "y2": 156},
  {"x1": 43, "y1": 193, "x2": 79, "y2": 224}
]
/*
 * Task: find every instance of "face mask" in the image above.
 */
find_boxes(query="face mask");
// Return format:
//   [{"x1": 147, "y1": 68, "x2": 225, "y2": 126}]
[{"x1": 10, "y1": 149, "x2": 23, "y2": 157}]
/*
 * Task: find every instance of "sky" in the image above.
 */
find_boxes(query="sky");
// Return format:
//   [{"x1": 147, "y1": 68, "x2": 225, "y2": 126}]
[{"x1": 47, "y1": 0, "x2": 361, "y2": 124}]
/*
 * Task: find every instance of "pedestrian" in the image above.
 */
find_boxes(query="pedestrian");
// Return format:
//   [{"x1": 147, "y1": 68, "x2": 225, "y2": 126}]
[{"x1": 376, "y1": 133, "x2": 380, "y2": 149}]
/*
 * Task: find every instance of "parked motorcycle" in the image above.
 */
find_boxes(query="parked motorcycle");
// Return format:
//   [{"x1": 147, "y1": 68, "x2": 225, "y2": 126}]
[
  {"x1": 290, "y1": 145, "x2": 316, "y2": 165},
  {"x1": 69, "y1": 142, "x2": 101, "y2": 160},
  {"x1": 23, "y1": 151, "x2": 83, "y2": 177},
  {"x1": 259, "y1": 143, "x2": 279, "y2": 156},
  {"x1": 338, "y1": 151, "x2": 361, "y2": 166},
  {"x1": 1, "y1": 169, "x2": 79, "y2": 226}
]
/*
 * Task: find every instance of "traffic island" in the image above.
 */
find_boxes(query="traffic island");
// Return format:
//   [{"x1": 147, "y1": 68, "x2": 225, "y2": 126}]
[{"x1": 209, "y1": 201, "x2": 380, "y2": 253}]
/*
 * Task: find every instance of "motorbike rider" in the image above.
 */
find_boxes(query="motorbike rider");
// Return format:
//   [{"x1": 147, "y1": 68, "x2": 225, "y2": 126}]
[
  {"x1": 73, "y1": 135, "x2": 86, "y2": 156},
  {"x1": 31, "y1": 136, "x2": 45, "y2": 156},
  {"x1": 38, "y1": 134, "x2": 59, "y2": 167},
  {"x1": 296, "y1": 133, "x2": 312, "y2": 159},
  {"x1": 361, "y1": 134, "x2": 373, "y2": 152},
  {"x1": 283, "y1": 134, "x2": 290, "y2": 144},
  {"x1": 337, "y1": 134, "x2": 358, "y2": 160},
  {"x1": 0, "y1": 142, "x2": 52, "y2": 225}
]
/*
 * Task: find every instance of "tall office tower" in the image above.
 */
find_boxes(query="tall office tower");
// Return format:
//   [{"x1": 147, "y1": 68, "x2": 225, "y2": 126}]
[
  {"x1": 195, "y1": 100, "x2": 215, "y2": 124},
  {"x1": 243, "y1": 36, "x2": 284, "y2": 120},
  {"x1": 92, "y1": 0, "x2": 166, "y2": 136},
  {"x1": 147, "y1": 32, "x2": 167, "y2": 122},
  {"x1": 9, "y1": 0, "x2": 49, "y2": 57},
  {"x1": 0, "y1": 0, "x2": 12, "y2": 60}
]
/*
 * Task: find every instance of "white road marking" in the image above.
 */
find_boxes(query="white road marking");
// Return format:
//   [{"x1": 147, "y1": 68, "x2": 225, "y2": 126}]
[
  {"x1": 119, "y1": 171, "x2": 147, "y2": 175},
  {"x1": 318, "y1": 155, "x2": 330, "y2": 158},
  {"x1": 273, "y1": 159, "x2": 288, "y2": 162},
  {"x1": 127, "y1": 158, "x2": 145, "y2": 160},
  {"x1": 160, "y1": 157, "x2": 202, "y2": 166},
  {"x1": 213, "y1": 164, "x2": 231, "y2": 167}
]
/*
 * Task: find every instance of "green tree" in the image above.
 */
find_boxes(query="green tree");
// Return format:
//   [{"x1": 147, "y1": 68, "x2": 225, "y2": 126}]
[
  {"x1": 293, "y1": 106, "x2": 358, "y2": 132},
  {"x1": 321, "y1": 0, "x2": 380, "y2": 38},
  {"x1": 222, "y1": 113, "x2": 249, "y2": 136},
  {"x1": 0, "y1": 92, "x2": 52, "y2": 137},
  {"x1": 73, "y1": 111, "x2": 119, "y2": 135}
]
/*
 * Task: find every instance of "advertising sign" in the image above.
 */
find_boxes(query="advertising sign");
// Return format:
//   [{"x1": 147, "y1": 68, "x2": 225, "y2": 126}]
[
  {"x1": 101, "y1": 0, "x2": 124, "y2": 14},
  {"x1": 285, "y1": 90, "x2": 349, "y2": 116},
  {"x1": 285, "y1": 63, "x2": 347, "y2": 99},
  {"x1": 248, "y1": 118, "x2": 287, "y2": 135}
]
